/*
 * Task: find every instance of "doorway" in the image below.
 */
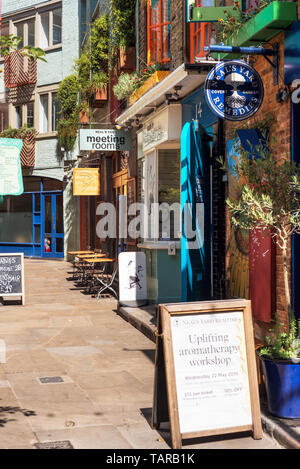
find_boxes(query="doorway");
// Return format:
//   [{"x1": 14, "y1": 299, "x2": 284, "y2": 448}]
[{"x1": 42, "y1": 193, "x2": 64, "y2": 258}]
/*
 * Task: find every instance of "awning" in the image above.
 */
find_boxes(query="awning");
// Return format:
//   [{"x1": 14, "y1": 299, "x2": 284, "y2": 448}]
[{"x1": 115, "y1": 61, "x2": 218, "y2": 126}]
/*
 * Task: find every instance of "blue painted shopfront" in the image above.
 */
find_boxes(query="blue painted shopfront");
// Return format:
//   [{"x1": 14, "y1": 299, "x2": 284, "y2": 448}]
[
  {"x1": 0, "y1": 177, "x2": 64, "y2": 258},
  {"x1": 181, "y1": 87, "x2": 217, "y2": 302}
]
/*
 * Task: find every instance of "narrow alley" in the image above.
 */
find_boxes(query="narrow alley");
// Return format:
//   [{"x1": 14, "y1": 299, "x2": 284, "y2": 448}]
[{"x1": 0, "y1": 259, "x2": 281, "y2": 450}]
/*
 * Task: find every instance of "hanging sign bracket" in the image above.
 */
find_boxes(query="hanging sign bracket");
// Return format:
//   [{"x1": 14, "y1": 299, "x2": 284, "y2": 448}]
[{"x1": 202, "y1": 43, "x2": 279, "y2": 85}]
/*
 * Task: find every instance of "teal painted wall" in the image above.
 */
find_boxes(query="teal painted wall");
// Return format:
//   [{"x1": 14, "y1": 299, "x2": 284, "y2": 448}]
[{"x1": 144, "y1": 249, "x2": 181, "y2": 304}]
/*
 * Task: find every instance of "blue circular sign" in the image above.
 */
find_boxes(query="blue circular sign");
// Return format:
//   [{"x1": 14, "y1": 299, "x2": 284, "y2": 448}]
[{"x1": 204, "y1": 60, "x2": 264, "y2": 121}]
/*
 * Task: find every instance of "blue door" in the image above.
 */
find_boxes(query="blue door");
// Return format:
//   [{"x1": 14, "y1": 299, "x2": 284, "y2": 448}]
[{"x1": 42, "y1": 193, "x2": 64, "y2": 258}]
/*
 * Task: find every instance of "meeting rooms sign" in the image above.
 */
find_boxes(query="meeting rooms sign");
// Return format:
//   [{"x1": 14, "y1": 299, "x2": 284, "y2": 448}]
[{"x1": 80, "y1": 129, "x2": 131, "y2": 152}]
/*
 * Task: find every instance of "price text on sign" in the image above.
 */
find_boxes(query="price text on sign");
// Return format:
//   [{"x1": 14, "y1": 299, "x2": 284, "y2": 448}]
[{"x1": 0, "y1": 254, "x2": 25, "y2": 305}]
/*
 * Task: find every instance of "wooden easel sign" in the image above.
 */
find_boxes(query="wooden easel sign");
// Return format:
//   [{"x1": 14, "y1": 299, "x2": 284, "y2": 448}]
[
  {"x1": 0, "y1": 253, "x2": 25, "y2": 305},
  {"x1": 152, "y1": 300, "x2": 262, "y2": 449}
]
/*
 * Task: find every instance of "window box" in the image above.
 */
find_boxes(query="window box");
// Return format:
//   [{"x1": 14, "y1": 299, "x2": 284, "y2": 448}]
[
  {"x1": 80, "y1": 111, "x2": 89, "y2": 124},
  {"x1": 119, "y1": 47, "x2": 136, "y2": 72},
  {"x1": 4, "y1": 50, "x2": 37, "y2": 88},
  {"x1": 223, "y1": 1, "x2": 297, "y2": 53},
  {"x1": 20, "y1": 130, "x2": 36, "y2": 167},
  {"x1": 129, "y1": 71, "x2": 171, "y2": 106},
  {"x1": 93, "y1": 84, "x2": 108, "y2": 107}
]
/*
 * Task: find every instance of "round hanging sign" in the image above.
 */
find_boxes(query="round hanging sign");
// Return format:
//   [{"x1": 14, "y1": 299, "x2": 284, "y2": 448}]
[{"x1": 204, "y1": 60, "x2": 264, "y2": 121}]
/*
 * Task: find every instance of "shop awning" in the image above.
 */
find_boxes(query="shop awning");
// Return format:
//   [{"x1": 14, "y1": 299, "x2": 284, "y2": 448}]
[{"x1": 115, "y1": 61, "x2": 218, "y2": 126}]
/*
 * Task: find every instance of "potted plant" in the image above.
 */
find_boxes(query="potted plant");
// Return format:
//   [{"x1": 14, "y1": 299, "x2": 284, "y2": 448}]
[{"x1": 226, "y1": 136, "x2": 300, "y2": 418}]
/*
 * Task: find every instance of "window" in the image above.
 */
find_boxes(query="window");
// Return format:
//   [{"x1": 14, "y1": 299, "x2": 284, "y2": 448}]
[
  {"x1": 189, "y1": 0, "x2": 211, "y2": 62},
  {"x1": 39, "y1": 94, "x2": 48, "y2": 133},
  {"x1": 39, "y1": 91, "x2": 60, "y2": 133},
  {"x1": 26, "y1": 103, "x2": 34, "y2": 128},
  {"x1": 147, "y1": 0, "x2": 171, "y2": 64},
  {"x1": 14, "y1": 18, "x2": 35, "y2": 49},
  {"x1": 51, "y1": 92, "x2": 60, "y2": 131},
  {"x1": 53, "y1": 8, "x2": 62, "y2": 45},
  {"x1": 15, "y1": 106, "x2": 22, "y2": 129},
  {"x1": 40, "y1": 8, "x2": 62, "y2": 48}
]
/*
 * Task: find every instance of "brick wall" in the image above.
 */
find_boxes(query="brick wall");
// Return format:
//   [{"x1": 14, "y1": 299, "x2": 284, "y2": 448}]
[{"x1": 224, "y1": 31, "x2": 291, "y2": 326}]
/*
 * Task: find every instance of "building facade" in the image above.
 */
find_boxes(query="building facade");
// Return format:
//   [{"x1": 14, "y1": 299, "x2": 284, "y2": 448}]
[{"x1": 0, "y1": 0, "x2": 81, "y2": 258}]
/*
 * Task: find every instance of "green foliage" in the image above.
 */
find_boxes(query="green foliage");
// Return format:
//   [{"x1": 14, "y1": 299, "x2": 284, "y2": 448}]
[
  {"x1": 226, "y1": 137, "x2": 300, "y2": 315},
  {"x1": 57, "y1": 117, "x2": 78, "y2": 153},
  {"x1": 0, "y1": 35, "x2": 46, "y2": 62},
  {"x1": 57, "y1": 75, "x2": 80, "y2": 152},
  {"x1": 113, "y1": 63, "x2": 159, "y2": 100},
  {"x1": 75, "y1": 15, "x2": 109, "y2": 100},
  {"x1": 57, "y1": 74, "x2": 80, "y2": 117},
  {"x1": 259, "y1": 314, "x2": 300, "y2": 361},
  {"x1": 0, "y1": 125, "x2": 38, "y2": 139},
  {"x1": 226, "y1": 141, "x2": 300, "y2": 237},
  {"x1": 217, "y1": 0, "x2": 272, "y2": 43},
  {"x1": 111, "y1": 0, "x2": 136, "y2": 49}
]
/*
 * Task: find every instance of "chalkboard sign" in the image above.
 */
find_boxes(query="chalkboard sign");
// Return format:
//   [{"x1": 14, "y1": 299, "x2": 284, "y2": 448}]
[
  {"x1": 0, "y1": 254, "x2": 25, "y2": 305},
  {"x1": 152, "y1": 300, "x2": 262, "y2": 449}
]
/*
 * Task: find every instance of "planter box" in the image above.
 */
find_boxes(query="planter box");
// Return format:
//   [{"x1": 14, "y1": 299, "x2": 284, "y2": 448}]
[
  {"x1": 4, "y1": 50, "x2": 37, "y2": 88},
  {"x1": 119, "y1": 47, "x2": 136, "y2": 72},
  {"x1": 80, "y1": 111, "x2": 89, "y2": 124},
  {"x1": 219, "y1": 1, "x2": 297, "y2": 59},
  {"x1": 129, "y1": 71, "x2": 171, "y2": 106},
  {"x1": 93, "y1": 84, "x2": 108, "y2": 107},
  {"x1": 20, "y1": 132, "x2": 36, "y2": 168}
]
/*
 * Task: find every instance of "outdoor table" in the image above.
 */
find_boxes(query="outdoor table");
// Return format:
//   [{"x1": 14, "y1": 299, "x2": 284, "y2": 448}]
[
  {"x1": 82, "y1": 258, "x2": 117, "y2": 299},
  {"x1": 68, "y1": 251, "x2": 94, "y2": 255}
]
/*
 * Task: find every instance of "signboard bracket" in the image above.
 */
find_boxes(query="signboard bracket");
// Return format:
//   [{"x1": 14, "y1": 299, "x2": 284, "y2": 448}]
[{"x1": 203, "y1": 44, "x2": 279, "y2": 85}]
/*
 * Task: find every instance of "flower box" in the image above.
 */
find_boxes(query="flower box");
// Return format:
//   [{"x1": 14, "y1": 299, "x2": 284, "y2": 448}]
[
  {"x1": 220, "y1": 1, "x2": 297, "y2": 58},
  {"x1": 93, "y1": 84, "x2": 108, "y2": 107},
  {"x1": 129, "y1": 71, "x2": 171, "y2": 106},
  {"x1": 80, "y1": 111, "x2": 89, "y2": 124}
]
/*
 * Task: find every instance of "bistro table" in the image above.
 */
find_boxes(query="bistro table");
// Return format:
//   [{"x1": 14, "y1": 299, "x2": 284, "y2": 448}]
[{"x1": 82, "y1": 258, "x2": 117, "y2": 299}]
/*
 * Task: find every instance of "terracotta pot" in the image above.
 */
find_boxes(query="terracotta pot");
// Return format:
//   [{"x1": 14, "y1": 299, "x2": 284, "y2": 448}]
[{"x1": 94, "y1": 85, "x2": 108, "y2": 102}]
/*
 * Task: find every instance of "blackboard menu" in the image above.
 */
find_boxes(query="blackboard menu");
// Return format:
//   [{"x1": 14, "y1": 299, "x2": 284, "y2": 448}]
[{"x1": 0, "y1": 254, "x2": 24, "y2": 299}]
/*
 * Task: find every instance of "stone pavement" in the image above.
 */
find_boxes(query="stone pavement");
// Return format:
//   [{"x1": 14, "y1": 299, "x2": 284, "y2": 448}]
[{"x1": 0, "y1": 259, "x2": 282, "y2": 449}]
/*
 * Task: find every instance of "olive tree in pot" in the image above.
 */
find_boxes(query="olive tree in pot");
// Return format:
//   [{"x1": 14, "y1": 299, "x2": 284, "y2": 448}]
[{"x1": 227, "y1": 138, "x2": 300, "y2": 418}]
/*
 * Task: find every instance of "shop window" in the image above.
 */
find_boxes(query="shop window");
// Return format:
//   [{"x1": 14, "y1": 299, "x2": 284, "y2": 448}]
[
  {"x1": 189, "y1": 0, "x2": 211, "y2": 62},
  {"x1": 0, "y1": 194, "x2": 33, "y2": 243},
  {"x1": 158, "y1": 149, "x2": 181, "y2": 240},
  {"x1": 147, "y1": 0, "x2": 171, "y2": 65},
  {"x1": 145, "y1": 149, "x2": 180, "y2": 241},
  {"x1": 40, "y1": 7, "x2": 62, "y2": 49}
]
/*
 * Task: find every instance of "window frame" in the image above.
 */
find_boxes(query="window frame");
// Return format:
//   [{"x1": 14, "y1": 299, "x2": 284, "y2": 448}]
[
  {"x1": 13, "y1": 16, "x2": 36, "y2": 49},
  {"x1": 37, "y1": 88, "x2": 60, "y2": 135},
  {"x1": 12, "y1": 101, "x2": 35, "y2": 129},
  {"x1": 189, "y1": 0, "x2": 212, "y2": 63},
  {"x1": 38, "y1": 6, "x2": 62, "y2": 50},
  {"x1": 147, "y1": 0, "x2": 171, "y2": 65}
]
